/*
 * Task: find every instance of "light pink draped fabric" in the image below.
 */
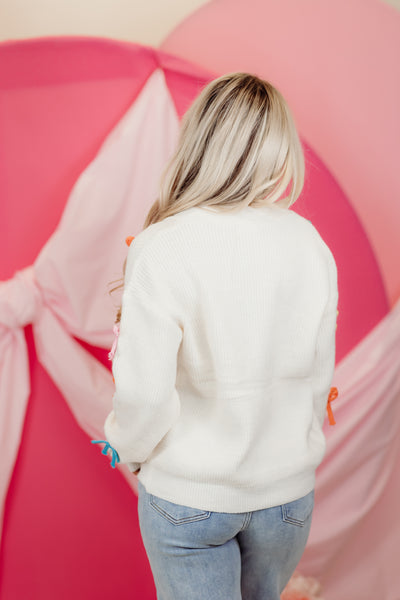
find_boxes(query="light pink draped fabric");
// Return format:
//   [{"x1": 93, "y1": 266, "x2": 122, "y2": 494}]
[
  {"x1": 1, "y1": 63, "x2": 399, "y2": 599},
  {"x1": 0, "y1": 69, "x2": 179, "y2": 544},
  {"x1": 298, "y1": 296, "x2": 400, "y2": 597}
]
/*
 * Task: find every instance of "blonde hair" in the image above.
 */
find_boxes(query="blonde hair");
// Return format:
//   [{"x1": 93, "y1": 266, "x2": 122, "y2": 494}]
[{"x1": 111, "y1": 72, "x2": 305, "y2": 322}]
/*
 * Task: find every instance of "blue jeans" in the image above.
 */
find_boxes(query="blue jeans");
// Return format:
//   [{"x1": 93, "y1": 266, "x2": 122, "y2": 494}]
[{"x1": 137, "y1": 480, "x2": 314, "y2": 600}]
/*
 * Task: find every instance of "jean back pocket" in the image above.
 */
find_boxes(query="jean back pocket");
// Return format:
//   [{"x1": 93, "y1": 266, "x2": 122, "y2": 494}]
[
  {"x1": 281, "y1": 489, "x2": 315, "y2": 527},
  {"x1": 149, "y1": 494, "x2": 212, "y2": 526}
]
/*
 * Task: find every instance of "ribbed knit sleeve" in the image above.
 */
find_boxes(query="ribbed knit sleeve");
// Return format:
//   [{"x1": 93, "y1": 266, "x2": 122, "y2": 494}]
[
  {"x1": 312, "y1": 247, "x2": 339, "y2": 428},
  {"x1": 103, "y1": 234, "x2": 183, "y2": 472}
]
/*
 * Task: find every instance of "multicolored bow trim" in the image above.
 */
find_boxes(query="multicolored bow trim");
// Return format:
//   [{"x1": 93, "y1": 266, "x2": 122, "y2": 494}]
[{"x1": 91, "y1": 440, "x2": 120, "y2": 468}]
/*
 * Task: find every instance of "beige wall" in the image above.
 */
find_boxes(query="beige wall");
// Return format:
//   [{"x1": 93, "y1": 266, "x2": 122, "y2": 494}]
[
  {"x1": 383, "y1": 0, "x2": 400, "y2": 7},
  {"x1": 0, "y1": 0, "x2": 397, "y2": 46},
  {"x1": 0, "y1": 0, "x2": 209, "y2": 45}
]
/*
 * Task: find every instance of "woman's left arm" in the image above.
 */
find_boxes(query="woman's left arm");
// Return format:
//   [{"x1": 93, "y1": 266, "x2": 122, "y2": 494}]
[
  {"x1": 103, "y1": 234, "x2": 184, "y2": 472},
  {"x1": 104, "y1": 287, "x2": 183, "y2": 470}
]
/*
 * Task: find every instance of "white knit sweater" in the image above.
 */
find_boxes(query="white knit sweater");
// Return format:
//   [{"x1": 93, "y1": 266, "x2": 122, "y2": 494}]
[{"x1": 104, "y1": 204, "x2": 338, "y2": 513}]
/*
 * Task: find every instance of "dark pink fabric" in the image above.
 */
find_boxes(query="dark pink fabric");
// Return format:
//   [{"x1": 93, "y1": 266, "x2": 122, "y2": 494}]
[{"x1": 0, "y1": 37, "x2": 390, "y2": 600}]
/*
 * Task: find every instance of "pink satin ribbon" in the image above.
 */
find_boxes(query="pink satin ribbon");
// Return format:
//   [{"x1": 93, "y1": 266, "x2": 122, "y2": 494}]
[{"x1": 108, "y1": 324, "x2": 120, "y2": 361}]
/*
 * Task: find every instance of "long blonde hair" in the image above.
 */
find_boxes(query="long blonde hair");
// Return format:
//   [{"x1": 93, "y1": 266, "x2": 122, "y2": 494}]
[{"x1": 111, "y1": 72, "x2": 305, "y2": 322}]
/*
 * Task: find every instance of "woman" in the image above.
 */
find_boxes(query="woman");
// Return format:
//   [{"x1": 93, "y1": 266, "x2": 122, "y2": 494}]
[{"x1": 98, "y1": 72, "x2": 338, "y2": 599}]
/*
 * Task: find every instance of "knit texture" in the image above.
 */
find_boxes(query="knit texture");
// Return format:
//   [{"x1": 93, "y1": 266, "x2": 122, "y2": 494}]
[{"x1": 104, "y1": 205, "x2": 338, "y2": 512}]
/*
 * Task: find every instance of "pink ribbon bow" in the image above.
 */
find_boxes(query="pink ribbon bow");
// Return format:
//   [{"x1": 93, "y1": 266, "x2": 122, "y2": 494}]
[{"x1": 108, "y1": 323, "x2": 120, "y2": 361}]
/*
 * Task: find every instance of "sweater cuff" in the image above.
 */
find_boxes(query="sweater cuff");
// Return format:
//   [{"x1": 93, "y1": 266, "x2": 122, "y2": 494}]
[{"x1": 104, "y1": 410, "x2": 141, "y2": 469}]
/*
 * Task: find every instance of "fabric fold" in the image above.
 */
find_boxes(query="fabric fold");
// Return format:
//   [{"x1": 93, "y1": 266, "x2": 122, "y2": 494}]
[
  {"x1": 0, "y1": 68, "x2": 180, "y2": 545},
  {"x1": 299, "y1": 296, "x2": 400, "y2": 584}
]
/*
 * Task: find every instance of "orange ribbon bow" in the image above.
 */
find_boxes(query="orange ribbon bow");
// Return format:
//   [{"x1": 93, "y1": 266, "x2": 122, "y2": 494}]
[
  {"x1": 126, "y1": 235, "x2": 135, "y2": 246},
  {"x1": 327, "y1": 387, "x2": 338, "y2": 425}
]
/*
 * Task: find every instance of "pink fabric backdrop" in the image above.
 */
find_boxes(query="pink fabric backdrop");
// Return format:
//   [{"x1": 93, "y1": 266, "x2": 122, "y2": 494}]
[{"x1": 0, "y1": 37, "x2": 398, "y2": 600}]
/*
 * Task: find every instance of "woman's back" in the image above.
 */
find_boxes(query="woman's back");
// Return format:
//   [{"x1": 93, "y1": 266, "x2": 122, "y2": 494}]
[{"x1": 110, "y1": 203, "x2": 338, "y2": 513}]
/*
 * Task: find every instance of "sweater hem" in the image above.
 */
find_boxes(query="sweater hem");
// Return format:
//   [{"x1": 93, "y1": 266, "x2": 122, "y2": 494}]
[{"x1": 137, "y1": 464, "x2": 316, "y2": 513}]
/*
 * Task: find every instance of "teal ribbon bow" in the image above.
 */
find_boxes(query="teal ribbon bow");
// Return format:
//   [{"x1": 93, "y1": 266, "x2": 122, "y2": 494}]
[{"x1": 91, "y1": 440, "x2": 120, "y2": 468}]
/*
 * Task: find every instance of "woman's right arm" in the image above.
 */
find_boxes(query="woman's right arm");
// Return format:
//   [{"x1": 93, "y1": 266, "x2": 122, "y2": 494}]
[{"x1": 312, "y1": 250, "x2": 339, "y2": 428}]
